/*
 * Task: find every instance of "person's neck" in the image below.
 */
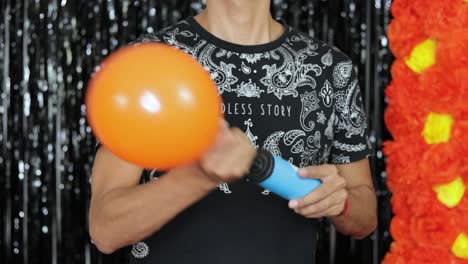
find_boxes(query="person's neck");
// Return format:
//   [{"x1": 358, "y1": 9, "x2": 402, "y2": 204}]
[{"x1": 195, "y1": 0, "x2": 284, "y2": 46}]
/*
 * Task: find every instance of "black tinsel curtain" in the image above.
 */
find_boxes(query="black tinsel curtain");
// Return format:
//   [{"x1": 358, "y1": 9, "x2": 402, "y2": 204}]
[{"x1": 0, "y1": 0, "x2": 393, "y2": 263}]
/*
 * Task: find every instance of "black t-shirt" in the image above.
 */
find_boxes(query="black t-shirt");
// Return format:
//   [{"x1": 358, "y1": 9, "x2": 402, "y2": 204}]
[{"x1": 99, "y1": 17, "x2": 371, "y2": 264}]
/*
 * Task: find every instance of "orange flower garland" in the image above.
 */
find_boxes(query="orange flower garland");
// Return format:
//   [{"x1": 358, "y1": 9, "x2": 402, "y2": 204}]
[{"x1": 383, "y1": 0, "x2": 468, "y2": 263}]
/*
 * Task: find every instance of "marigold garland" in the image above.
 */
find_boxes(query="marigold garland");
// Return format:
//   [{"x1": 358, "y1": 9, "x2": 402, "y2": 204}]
[{"x1": 383, "y1": 0, "x2": 468, "y2": 263}]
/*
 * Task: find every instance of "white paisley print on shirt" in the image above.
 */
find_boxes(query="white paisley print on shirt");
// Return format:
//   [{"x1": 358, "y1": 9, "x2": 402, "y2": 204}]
[{"x1": 133, "y1": 19, "x2": 371, "y2": 195}]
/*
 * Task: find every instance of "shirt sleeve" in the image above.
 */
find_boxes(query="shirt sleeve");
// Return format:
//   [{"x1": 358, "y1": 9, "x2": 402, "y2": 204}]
[{"x1": 329, "y1": 62, "x2": 372, "y2": 164}]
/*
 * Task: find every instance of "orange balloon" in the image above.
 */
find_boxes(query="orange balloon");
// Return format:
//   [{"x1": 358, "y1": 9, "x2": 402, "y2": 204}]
[{"x1": 86, "y1": 43, "x2": 221, "y2": 170}]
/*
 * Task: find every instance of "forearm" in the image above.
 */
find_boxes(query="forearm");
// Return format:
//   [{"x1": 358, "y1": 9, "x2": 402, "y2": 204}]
[
  {"x1": 330, "y1": 185, "x2": 377, "y2": 239},
  {"x1": 89, "y1": 165, "x2": 217, "y2": 253}
]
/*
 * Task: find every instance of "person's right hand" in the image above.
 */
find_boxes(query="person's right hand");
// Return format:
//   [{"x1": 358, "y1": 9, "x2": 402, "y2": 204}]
[{"x1": 198, "y1": 120, "x2": 257, "y2": 184}]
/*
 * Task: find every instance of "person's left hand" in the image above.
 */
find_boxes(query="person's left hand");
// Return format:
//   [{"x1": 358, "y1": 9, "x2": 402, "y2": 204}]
[{"x1": 288, "y1": 164, "x2": 348, "y2": 218}]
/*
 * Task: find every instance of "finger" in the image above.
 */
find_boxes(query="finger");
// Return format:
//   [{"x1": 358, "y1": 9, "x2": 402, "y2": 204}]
[
  {"x1": 304, "y1": 190, "x2": 347, "y2": 217},
  {"x1": 298, "y1": 164, "x2": 338, "y2": 179},
  {"x1": 219, "y1": 119, "x2": 230, "y2": 130},
  {"x1": 290, "y1": 183, "x2": 347, "y2": 210},
  {"x1": 212, "y1": 121, "x2": 236, "y2": 148},
  {"x1": 230, "y1": 127, "x2": 245, "y2": 139},
  {"x1": 304, "y1": 204, "x2": 343, "y2": 218},
  {"x1": 295, "y1": 197, "x2": 334, "y2": 216},
  {"x1": 211, "y1": 120, "x2": 228, "y2": 145},
  {"x1": 220, "y1": 119, "x2": 229, "y2": 128},
  {"x1": 231, "y1": 127, "x2": 251, "y2": 144},
  {"x1": 230, "y1": 128, "x2": 256, "y2": 159},
  {"x1": 295, "y1": 189, "x2": 346, "y2": 215},
  {"x1": 289, "y1": 182, "x2": 336, "y2": 208}
]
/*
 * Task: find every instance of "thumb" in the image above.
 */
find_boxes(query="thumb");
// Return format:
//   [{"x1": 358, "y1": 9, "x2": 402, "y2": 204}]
[
  {"x1": 213, "y1": 119, "x2": 230, "y2": 143},
  {"x1": 219, "y1": 119, "x2": 229, "y2": 130}
]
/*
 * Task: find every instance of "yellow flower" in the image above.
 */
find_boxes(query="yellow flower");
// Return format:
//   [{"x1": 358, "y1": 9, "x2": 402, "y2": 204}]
[
  {"x1": 433, "y1": 177, "x2": 466, "y2": 208},
  {"x1": 405, "y1": 39, "x2": 436, "y2": 74},
  {"x1": 452, "y1": 233, "x2": 468, "y2": 259},
  {"x1": 422, "y1": 112, "x2": 454, "y2": 144}
]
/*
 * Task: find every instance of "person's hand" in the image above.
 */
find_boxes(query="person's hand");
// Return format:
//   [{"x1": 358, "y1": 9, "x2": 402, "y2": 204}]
[
  {"x1": 288, "y1": 164, "x2": 348, "y2": 218},
  {"x1": 198, "y1": 120, "x2": 257, "y2": 184}
]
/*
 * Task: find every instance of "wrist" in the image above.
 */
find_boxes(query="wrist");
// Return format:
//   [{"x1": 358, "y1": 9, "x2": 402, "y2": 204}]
[
  {"x1": 169, "y1": 163, "x2": 219, "y2": 192},
  {"x1": 329, "y1": 196, "x2": 350, "y2": 222},
  {"x1": 339, "y1": 198, "x2": 349, "y2": 217}
]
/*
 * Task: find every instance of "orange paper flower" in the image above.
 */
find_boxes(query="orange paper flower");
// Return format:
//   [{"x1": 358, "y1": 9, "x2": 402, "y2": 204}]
[
  {"x1": 390, "y1": 214, "x2": 411, "y2": 242},
  {"x1": 409, "y1": 247, "x2": 455, "y2": 264},
  {"x1": 410, "y1": 213, "x2": 459, "y2": 249},
  {"x1": 423, "y1": 0, "x2": 468, "y2": 38},
  {"x1": 387, "y1": 17, "x2": 426, "y2": 59}
]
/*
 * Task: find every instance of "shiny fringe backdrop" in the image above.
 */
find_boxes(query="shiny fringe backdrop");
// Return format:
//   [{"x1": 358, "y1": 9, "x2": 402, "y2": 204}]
[{"x1": 0, "y1": 1, "x2": 393, "y2": 263}]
